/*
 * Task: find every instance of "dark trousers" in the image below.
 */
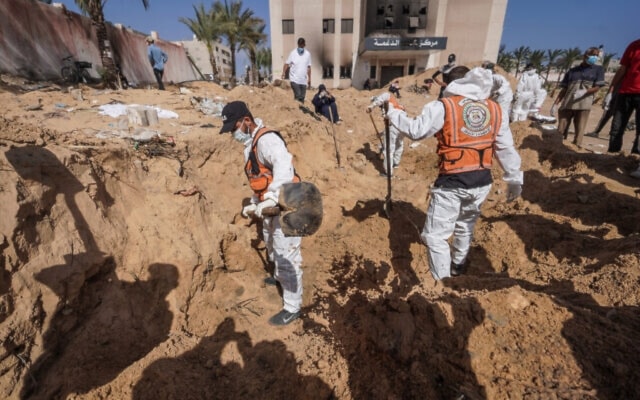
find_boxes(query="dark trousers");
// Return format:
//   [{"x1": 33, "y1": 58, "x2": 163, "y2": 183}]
[
  {"x1": 319, "y1": 103, "x2": 340, "y2": 123},
  {"x1": 593, "y1": 106, "x2": 614, "y2": 134},
  {"x1": 607, "y1": 93, "x2": 640, "y2": 153},
  {"x1": 291, "y1": 82, "x2": 307, "y2": 103},
  {"x1": 153, "y1": 68, "x2": 165, "y2": 90}
]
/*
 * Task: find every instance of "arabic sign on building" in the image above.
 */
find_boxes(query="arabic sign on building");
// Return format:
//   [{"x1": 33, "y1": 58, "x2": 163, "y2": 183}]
[{"x1": 364, "y1": 37, "x2": 447, "y2": 51}]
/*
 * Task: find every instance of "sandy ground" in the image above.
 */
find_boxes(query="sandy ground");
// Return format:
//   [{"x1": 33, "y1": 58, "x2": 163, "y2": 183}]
[{"x1": 0, "y1": 68, "x2": 639, "y2": 400}]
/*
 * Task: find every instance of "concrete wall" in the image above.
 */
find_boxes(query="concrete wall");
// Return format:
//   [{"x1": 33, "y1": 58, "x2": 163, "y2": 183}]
[
  {"x1": 439, "y1": 0, "x2": 507, "y2": 67},
  {"x1": 177, "y1": 38, "x2": 233, "y2": 80},
  {"x1": 0, "y1": 0, "x2": 198, "y2": 85}
]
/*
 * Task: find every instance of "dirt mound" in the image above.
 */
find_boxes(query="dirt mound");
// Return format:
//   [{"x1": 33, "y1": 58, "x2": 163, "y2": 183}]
[{"x1": 1, "y1": 74, "x2": 639, "y2": 399}]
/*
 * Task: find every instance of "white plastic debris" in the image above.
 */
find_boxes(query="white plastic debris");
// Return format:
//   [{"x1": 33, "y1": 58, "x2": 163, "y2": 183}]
[{"x1": 98, "y1": 104, "x2": 178, "y2": 119}]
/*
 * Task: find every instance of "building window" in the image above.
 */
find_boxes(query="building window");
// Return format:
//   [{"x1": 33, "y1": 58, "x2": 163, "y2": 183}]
[
  {"x1": 340, "y1": 66, "x2": 351, "y2": 79},
  {"x1": 323, "y1": 66, "x2": 334, "y2": 79},
  {"x1": 282, "y1": 19, "x2": 294, "y2": 34},
  {"x1": 369, "y1": 66, "x2": 376, "y2": 79},
  {"x1": 341, "y1": 19, "x2": 353, "y2": 34},
  {"x1": 323, "y1": 19, "x2": 335, "y2": 34}
]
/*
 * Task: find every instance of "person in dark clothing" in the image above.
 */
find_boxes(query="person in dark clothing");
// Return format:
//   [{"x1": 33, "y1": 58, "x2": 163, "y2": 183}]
[
  {"x1": 311, "y1": 84, "x2": 341, "y2": 124},
  {"x1": 586, "y1": 93, "x2": 618, "y2": 138},
  {"x1": 389, "y1": 80, "x2": 401, "y2": 98},
  {"x1": 432, "y1": 53, "x2": 456, "y2": 99}
]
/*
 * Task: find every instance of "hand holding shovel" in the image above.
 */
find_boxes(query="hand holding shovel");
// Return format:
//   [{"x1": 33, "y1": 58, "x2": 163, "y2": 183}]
[{"x1": 242, "y1": 182, "x2": 323, "y2": 236}]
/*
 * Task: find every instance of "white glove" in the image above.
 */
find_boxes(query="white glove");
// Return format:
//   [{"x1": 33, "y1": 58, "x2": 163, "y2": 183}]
[
  {"x1": 573, "y1": 89, "x2": 587, "y2": 100},
  {"x1": 254, "y1": 198, "x2": 277, "y2": 218},
  {"x1": 369, "y1": 92, "x2": 391, "y2": 108},
  {"x1": 550, "y1": 104, "x2": 558, "y2": 117},
  {"x1": 241, "y1": 203, "x2": 257, "y2": 218},
  {"x1": 506, "y1": 183, "x2": 522, "y2": 202},
  {"x1": 603, "y1": 93, "x2": 612, "y2": 110}
]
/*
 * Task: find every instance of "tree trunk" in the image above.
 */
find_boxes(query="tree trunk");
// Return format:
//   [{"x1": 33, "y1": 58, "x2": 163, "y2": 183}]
[
  {"x1": 229, "y1": 43, "x2": 237, "y2": 87},
  {"x1": 206, "y1": 42, "x2": 218, "y2": 81},
  {"x1": 89, "y1": 3, "x2": 117, "y2": 88},
  {"x1": 250, "y1": 52, "x2": 259, "y2": 84}
]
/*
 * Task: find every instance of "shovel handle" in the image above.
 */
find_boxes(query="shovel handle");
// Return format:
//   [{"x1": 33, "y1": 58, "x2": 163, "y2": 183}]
[{"x1": 261, "y1": 206, "x2": 281, "y2": 216}]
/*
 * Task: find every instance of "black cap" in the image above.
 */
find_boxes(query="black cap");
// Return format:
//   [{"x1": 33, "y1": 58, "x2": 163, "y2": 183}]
[{"x1": 219, "y1": 101, "x2": 252, "y2": 134}]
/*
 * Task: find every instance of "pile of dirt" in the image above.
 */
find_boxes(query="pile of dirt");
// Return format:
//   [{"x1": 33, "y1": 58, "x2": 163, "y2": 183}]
[{"x1": 0, "y1": 72, "x2": 639, "y2": 399}]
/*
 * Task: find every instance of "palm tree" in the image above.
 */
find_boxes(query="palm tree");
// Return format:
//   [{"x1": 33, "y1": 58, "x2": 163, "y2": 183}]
[
  {"x1": 74, "y1": 0, "x2": 150, "y2": 87},
  {"x1": 238, "y1": 19, "x2": 267, "y2": 85},
  {"x1": 215, "y1": 0, "x2": 258, "y2": 86},
  {"x1": 497, "y1": 44, "x2": 515, "y2": 73},
  {"x1": 256, "y1": 47, "x2": 272, "y2": 80},
  {"x1": 551, "y1": 47, "x2": 582, "y2": 96},
  {"x1": 180, "y1": 3, "x2": 223, "y2": 80},
  {"x1": 528, "y1": 49, "x2": 546, "y2": 72},
  {"x1": 512, "y1": 46, "x2": 531, "y2": 77},
  {"x1": 602, "y1": 52, "x2": 616, "y2": 72},
  {"x1": 544, "y1": 49, "x2": 562, "y2": 85}
]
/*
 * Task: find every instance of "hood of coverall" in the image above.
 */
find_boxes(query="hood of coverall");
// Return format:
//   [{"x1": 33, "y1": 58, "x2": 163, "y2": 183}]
[{"x1": 443, "y1": 67, "x2": 492, "y2": 101}]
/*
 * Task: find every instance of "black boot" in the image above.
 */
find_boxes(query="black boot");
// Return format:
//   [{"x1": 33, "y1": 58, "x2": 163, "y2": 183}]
[{"x1": 450, "y1": 262, "x2": 467, "y2": 276}]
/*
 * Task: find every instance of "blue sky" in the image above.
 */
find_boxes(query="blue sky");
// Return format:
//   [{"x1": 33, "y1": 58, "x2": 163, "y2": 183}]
[{"x1": 57, "y1": 0, "x2": 639, "y2": 73}]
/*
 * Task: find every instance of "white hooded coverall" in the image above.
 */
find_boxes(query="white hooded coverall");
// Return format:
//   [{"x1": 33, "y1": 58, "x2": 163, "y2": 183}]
[
  {"x1": 244, "y1": 120, "x2": 303, "y2": 313},
  {"x1": 379, "y1": 115, "x2": 405, "y2": 175},
  {"x1": 386, "y1": 68, "x2": 523, "y2": 280},
  {"x1": 511, "y1": 69, "x2": 547, "y2": 121}
]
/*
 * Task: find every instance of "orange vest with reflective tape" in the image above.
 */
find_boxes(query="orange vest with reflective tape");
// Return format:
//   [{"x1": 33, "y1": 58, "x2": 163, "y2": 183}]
[
  {"x1": 436, "y1": 95, "x2": 501, "y2": 175},
  {"x1": 245, "y1": 128, "x2": 300, "y2": 200}
]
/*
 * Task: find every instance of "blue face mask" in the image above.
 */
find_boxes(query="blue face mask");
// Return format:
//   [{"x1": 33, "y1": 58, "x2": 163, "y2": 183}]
[
  {"x1": 233, "y1": 121, "x2": 252, "y2": 143},
  {"x1": 586, "y1": 55, "x2": 598, "y2": 65},
  {"x1": 297, "y1": 47, "x2": 304, "y2": 55}
]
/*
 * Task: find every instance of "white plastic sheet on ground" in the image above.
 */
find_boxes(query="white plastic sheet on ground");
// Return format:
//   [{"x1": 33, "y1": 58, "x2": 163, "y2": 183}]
[{"x1": 98, "y1": 104, "x2": 179, "y2": 119}]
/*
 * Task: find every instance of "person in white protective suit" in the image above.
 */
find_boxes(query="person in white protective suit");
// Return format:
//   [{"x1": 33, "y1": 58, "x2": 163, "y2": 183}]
[
  {"x1": 482, "y1": 61, "x2": 514, "y2": 130},
  {"x1": 219, "y1": 101, "x2": 303, "y2": 326},
  {"x1": 511, "y1": 63, "x2": 548, "y2": 122},
  {"x1": 372, "y1": 66, "x2": 524, "y2": 280},
  {"x1": 366, "y1": 95, "x2": 406, "y2": 177}
]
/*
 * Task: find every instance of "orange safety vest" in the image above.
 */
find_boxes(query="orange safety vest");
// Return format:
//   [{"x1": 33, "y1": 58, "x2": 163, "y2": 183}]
[
  {"x1": 245, "y1": 128, "x2": 300, "y2": 200},
  {"x1": 436, "y1": 95, "x2": 501, "y2": 175}
]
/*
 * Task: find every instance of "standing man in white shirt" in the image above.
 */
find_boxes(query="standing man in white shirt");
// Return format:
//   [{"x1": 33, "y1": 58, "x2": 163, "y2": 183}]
[{"x1": 282, "y1": 37, "x2": 312, "y2": 104}]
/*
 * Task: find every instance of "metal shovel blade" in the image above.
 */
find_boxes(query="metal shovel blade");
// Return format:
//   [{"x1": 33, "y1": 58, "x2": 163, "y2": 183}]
[{"x1": 263, "y1": 182, "x2": 323, "y2": 236}]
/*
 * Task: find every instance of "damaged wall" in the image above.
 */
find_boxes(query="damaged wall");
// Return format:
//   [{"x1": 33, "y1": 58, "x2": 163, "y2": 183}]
[{"x1": 0, "y1": 0, "x2": 199, "y2": 85}]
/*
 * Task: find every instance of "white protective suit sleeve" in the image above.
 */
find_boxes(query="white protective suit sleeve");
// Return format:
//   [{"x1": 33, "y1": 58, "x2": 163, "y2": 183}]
[
  {"x1": 387, "y1": 67, "x2": 523, "y2": 185},
  {"x1": 255, "y1": 133, "x2": 296, "y2": 203}
]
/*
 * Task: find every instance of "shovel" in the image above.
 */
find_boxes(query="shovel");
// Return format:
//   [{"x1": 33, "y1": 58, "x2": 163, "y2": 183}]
[
  {"x1": 259, "y1": 181, "x2": 323, "y2": 237},
  {"x1": 383, "y1": 101, "x2": 392, "y2": 218},
  {"x1": 328, "y1": 107, "x2": 341, "y2": 167},
  {"x1": 368, "y1": 112, "x2": 384, "y2": 156}
]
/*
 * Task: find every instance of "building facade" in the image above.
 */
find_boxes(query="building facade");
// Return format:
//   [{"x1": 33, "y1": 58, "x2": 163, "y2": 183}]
[
  {"x1": 176, "y1": 36, "x2": 233, "y2": 81},
  {"x1": 269, "y1": 0, "x2": 508, "y2": 89}
]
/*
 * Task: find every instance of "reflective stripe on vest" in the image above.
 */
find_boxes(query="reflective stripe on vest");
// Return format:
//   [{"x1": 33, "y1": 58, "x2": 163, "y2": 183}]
[
  {"x1": 244, "y1": 128, "x2": 300, "y2": 200},
  {"x1": 436, "y1": 95, "x2": 501, "y2": 175}
]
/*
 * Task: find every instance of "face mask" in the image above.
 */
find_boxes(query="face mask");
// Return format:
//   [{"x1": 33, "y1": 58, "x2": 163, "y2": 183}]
[
  {"x1": 233, "y1": 121, "x2": 251, "y2": 143},
  {"x1": 297, "y1": 47, "x2": 304, "y2": 55},
  {"x1": 586, "y1": 55, "x2": 598, "y2": 65}
]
